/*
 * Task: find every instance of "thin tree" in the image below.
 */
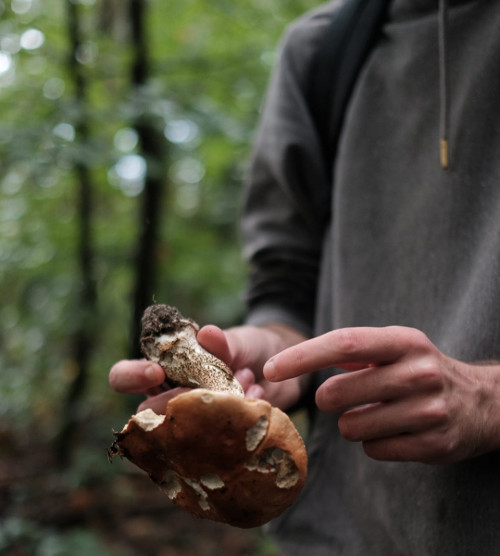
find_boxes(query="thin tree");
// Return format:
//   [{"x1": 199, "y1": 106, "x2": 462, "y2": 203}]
[
  {"x1": 56, "y1": 0, "x2": 98, "y2": 465},
  {"x1": 128, "y1": 0, "x2": 168, "y2": 358}
]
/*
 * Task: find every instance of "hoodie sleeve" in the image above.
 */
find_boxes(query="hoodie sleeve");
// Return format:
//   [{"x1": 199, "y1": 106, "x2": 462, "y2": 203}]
[{"x1": 241, "y1": 3, "x2": 339, "y2": 337}]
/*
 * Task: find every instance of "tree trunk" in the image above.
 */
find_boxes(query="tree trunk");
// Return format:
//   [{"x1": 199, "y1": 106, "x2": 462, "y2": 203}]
[
  {"x1": 55, "y1": 0, "x2": 98, "y2": 466},
  {"x1": 128, "y1": 0, "x2": 168, "y2": 358}
]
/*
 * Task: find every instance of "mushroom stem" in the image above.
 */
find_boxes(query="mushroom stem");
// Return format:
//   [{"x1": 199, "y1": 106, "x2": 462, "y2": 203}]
[{"x1": 140, "y1": 304, "x2": 244, "y2": 397}]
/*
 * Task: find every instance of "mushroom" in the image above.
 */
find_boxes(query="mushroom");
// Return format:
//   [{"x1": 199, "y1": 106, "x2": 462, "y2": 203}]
[
  {"x1": 139, "y1": 304, "x2": 244, "y2": 396},
  {"x1": 109, "y1": 304, "x2": 308, "y2": 528}
]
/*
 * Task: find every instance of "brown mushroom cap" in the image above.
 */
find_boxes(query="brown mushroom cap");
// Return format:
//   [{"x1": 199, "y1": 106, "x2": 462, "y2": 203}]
[
  {"x1": 110, "y1": 389, "x2": 307, "y2": 528},
  {"x1": 110, "y1": 304, "x2": 308, "y2": 527}
]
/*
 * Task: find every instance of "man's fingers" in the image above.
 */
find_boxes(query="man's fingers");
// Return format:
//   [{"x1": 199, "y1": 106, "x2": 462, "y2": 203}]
[
  {"x1": 197, "y1": 325, "x2": 232, "y2": 365},
  {"x1": 362, "y1": 430, "x2": 455, "y2": 465},
  {"x1": 109, "y1": 359, "x2": 165, "y2": 393},
  {"x1": 264, "y1": 326, "x2": 431, "y2": 381},
  {"x1": 234, "y1": 368, "x2": 256, "y2": 390},
  {"x1": 335, "y1": 394, "x2": 448, "y2": 443},
  {"x1": 315, "y1": 357, "x2": 443, "y2": 413},
  {"x1": 197, "y1": 325, "x2": 262, "y2": 374},
  {"x1": 137, "y1": 388, "x2": 189, "y2": 414}
]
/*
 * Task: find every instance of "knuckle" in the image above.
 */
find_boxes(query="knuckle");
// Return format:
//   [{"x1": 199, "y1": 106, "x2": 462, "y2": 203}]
[
  {"x1": 406, "y1": 327, "x2": 432, "y2": 348},
  {"x1": 421, "y1": 397, "x2": 450, "y2": 426},
  {"x1": 420, "y1": 364, "x2": 445, "y2": 390},
  {"x1": 290, "y1": 344, "x2": 307, "y2": 367},
  {"x1": 334, "y1": 328, "x2": 361, "y2": 355},
  {"x1": 408, "y1": 359, "x2": 444, "y2": 391},
  {"x1": 418, "y1": 430, "x2": 458, "y2": 464},
  {"x1": 389, "y1": 326, "x2": 432, "y2": 353}
]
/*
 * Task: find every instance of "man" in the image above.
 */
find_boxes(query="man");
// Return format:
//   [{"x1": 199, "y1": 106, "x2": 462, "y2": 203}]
[{"x1": 110, "y1": 0, "x2": 500, "y2": 553}]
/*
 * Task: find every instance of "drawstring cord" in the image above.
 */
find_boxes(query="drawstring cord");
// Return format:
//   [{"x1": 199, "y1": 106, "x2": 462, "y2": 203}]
[{"x1": 438, "y1": 0, "x2": 449, "y2": 169}]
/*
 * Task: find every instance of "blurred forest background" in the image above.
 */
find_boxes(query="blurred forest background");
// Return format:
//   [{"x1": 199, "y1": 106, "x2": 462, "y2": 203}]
[{"x1": 0, "y1": 0, "x2": 317, "y2": 554}]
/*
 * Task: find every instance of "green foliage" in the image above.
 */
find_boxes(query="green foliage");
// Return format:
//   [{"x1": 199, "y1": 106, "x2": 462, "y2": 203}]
[
  {"x1": 1, "y1": 0, "x2": 318, "y2": 551},
  {"x1": 0, "y1": 0, "x2": 318, "y2": 430}
]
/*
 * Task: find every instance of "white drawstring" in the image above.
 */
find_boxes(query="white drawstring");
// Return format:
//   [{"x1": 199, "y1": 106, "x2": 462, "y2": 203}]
[{"x1": 438, "y1": 0, "x2": 450, "y2": 169}]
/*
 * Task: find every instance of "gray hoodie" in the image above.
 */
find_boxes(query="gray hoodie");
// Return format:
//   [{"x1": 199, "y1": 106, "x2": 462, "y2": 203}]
[{"x1": 242, "y1": 0, "x2": 500, "y2": 554}]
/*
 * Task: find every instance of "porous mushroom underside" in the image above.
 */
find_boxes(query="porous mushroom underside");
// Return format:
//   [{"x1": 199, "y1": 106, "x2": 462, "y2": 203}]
[{"x1": 109, "y1": 389, "x2": 308, "y2": 528}]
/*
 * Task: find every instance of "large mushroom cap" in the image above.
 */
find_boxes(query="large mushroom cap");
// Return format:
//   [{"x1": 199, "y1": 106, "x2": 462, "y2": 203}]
[
  {"x1": 110, "y1": 389, "x2": 307, "y2": 528},
  {"x1": 110, "y1": 304, "x2": 307, "y2": 527}
]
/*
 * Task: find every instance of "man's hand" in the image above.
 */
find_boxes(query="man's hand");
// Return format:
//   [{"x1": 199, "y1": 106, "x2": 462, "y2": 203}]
[
  {"x1": 195, "y1": 323, "x2": 307, "y2": 410},
  {"x1": 109, "y1": 359, "x2": 189, "y2": 413},
  {"x1": 263, "y1": 325, "x2": 500, "y2": 464},
  {"x1": 109, "y1": 323, "x2": 308, "y2": 413}
]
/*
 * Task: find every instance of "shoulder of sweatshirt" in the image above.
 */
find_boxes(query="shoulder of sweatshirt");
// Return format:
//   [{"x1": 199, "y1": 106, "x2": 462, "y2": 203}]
[{"x1": 277, "y1": 0, "x2": 343, "y2": 85}]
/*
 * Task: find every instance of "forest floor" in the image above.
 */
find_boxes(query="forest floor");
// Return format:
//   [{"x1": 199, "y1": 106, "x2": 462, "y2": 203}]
[{"x1": 0, "y1": 426, "x2": 280, "y2": 556}]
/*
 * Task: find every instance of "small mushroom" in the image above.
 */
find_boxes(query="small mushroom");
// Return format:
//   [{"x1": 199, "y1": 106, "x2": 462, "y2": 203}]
[
  {"x1": 109, "y1": 304, "x2": 307, "y2": 528},
  {"x1": 140, "y1": 304, "x2": 244, "y2": 396}
]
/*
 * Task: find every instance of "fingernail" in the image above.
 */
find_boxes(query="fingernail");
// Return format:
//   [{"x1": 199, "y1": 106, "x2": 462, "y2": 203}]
[
  {"x1": 144, "y1": 365, "x2": 156, "y2": 381},
  {"x1": 264, "y1": 359, "x2": 276, "y2": 381}
]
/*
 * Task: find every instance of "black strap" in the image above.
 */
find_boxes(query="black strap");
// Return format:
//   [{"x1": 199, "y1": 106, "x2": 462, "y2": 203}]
[{"x1": 306, "y1": 0, "x2": 391, "y2": 176}]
